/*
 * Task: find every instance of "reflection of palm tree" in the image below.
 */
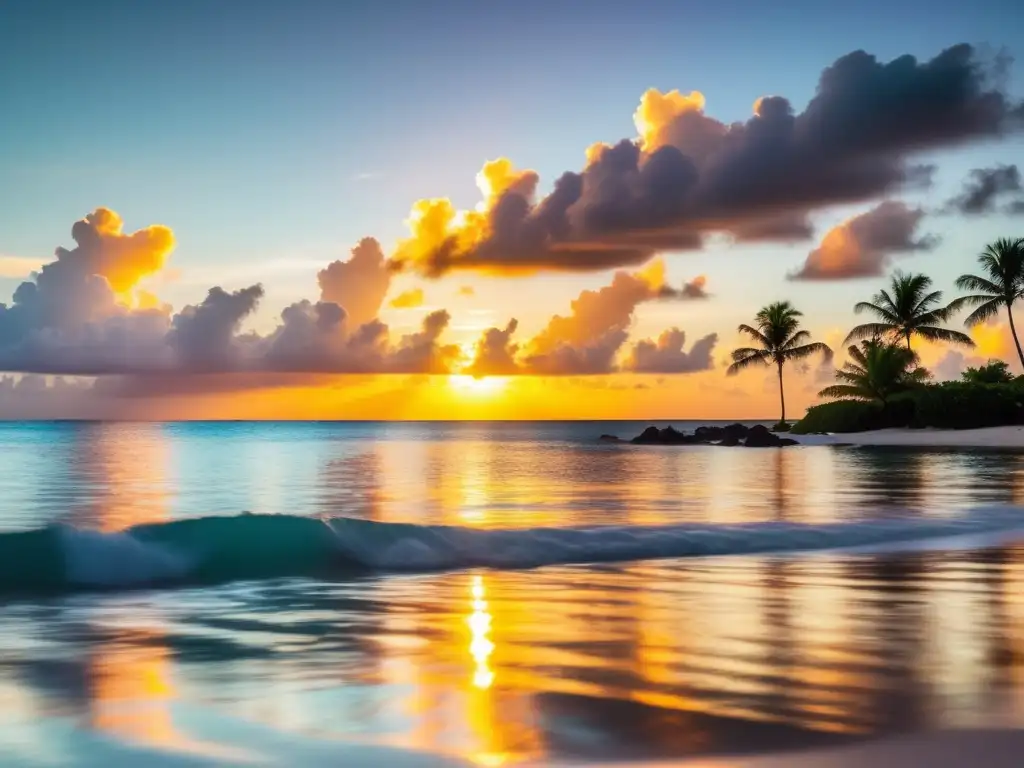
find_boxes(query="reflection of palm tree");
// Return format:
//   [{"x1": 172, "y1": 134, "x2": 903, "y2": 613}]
[
  {"x1": 728, "y1": 301, "x2": 832, "y2": 424},
  {"x1": 948, "y1": 237, "x2": 1024, "y2": 369},
  {"x1": 845, "y1": 554, "x2": 929, "y2": 735},
  {"x1": 818, "y1": 341, "x2": 929, "y2": 405},
  {"x1": 845, "y1": 271, "x2": 974, "y2": 351}
]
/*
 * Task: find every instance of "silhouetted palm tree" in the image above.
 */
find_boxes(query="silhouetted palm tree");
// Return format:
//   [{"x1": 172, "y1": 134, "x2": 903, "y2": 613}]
[
  {"x1": 947, "y1": 238, "x2": 1024, "y2": 369},
  {"x1": 819, "y1": 341, "x2": 930, "y2": 404},
  {"x1": 845, "y1": 270, "x2": 974, "y2": 351},
  {"x1": 728, "y1": 301, "x2": 832, "y2": 424}
]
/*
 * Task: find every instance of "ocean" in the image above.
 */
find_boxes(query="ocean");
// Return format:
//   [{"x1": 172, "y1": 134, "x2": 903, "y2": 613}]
[{"x1": 2, "y1": 421, "x2": 1024, "y2": 766}]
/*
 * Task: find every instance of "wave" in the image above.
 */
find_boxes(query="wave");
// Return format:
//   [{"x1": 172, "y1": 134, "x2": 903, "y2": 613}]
[{"x1": 1, "y1": 508, "x2": 1023, "y2": 595}]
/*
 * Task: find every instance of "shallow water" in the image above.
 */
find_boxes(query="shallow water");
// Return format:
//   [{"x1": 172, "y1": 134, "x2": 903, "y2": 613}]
[{"x1": 2, "y1": 421, "x2": 1024, "y2": 766}]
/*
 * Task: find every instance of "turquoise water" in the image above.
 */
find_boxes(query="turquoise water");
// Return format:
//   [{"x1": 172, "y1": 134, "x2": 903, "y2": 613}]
[{"x1": 2, "y1": 421, "x2": 1024, "y2": 765}]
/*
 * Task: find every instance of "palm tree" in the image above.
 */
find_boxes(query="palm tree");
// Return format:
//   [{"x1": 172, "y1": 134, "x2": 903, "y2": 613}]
[
  {"x1": 947, "y1": 238, "x2": 1024, "y2": 369},
  {"x1": 728, "y1": 301, "x2": 832, "y2": 424},
  {"x1": 818, "y1": 341, "x2": 930, "y2": 404},
  {"x1": 844, "y1": 270, "x2": 974, "y2": 351}
]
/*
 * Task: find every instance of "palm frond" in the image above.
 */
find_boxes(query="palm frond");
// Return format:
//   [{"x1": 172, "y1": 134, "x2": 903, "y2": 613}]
[
  {"x1": 784, "y1": 341, "x2": 833, "y2": 362},
  {"x1": 961, "y1": 298, "x2": 1003, "y2": 327},
  {"x1": 844, "y1": 323, "x2": 896, "y2": 345},
  {"x1": 818, "y1": 384, "x2": 872, "y2": 401},
  {"x1": 955, "y1": 273, "x2": 1003, "y2": 295},
  {"x1": 913, "y1": 325, "x2": 975, "y2": 347},
  {"x1": 736, "y1": 323, "x2": 770, "y2": 348},
  {"x1": 726, "y1": 350, "x2": 771, "y2": 376}
]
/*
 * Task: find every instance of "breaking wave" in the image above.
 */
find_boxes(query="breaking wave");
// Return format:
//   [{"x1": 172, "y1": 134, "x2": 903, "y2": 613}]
[{"x1": 0, "y1": 508, "x2": 1022, "y2": 595}]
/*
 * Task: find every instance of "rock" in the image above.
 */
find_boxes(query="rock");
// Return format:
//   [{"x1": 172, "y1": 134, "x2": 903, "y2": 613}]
[
  {"x1": 598, "y1": 434, "x2": 620, "y2": 442},
  {"x1": 743, "y1": 424, "x2": 798, "y2": 447},
  {"x1": 720, "y1": 435, "x2": 740, "y2": 446},
  {"x1": 658, "y1": 426, "x2": 691, "y2": 444},
  {"x1": 744, "y1": 424, "x2": 777, "y2": 447},
  {"x1": 631, "y1": 426, "x2": 664, "y2": 444},
  {"x1": 694, "y1": 425, "x2": 723, "y2": 442},
  {"x1": 722, "y1": 423, "x2": 750, "y2": 443}
]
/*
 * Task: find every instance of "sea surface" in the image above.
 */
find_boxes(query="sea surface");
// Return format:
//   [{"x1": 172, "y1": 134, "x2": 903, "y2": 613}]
[{"x1": 2, "y1": 421, "x2": 1024, "y2": 766}]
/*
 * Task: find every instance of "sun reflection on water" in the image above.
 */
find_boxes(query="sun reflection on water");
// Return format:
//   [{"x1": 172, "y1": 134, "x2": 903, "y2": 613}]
[{"x1": 469, "y1": 574, "x2": 495, "y2": 690}]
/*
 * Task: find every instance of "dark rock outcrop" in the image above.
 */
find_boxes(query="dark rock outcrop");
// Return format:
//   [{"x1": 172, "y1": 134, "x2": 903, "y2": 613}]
[
  {"x1": 744, "y1": 424, "x2": 798, "y2": 448},
  {"x1": 631, "y1": 426, "x2": 696, "y2": 445},
  {"x1": 624, "y1": 422, "x2": 799, "y2": 447}
]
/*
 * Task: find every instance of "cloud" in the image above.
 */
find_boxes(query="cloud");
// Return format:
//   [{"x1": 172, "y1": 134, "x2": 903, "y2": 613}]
[
  {"x1": 463, "y1": 319, "x2": 519, "y2": 376},
  {"x1": 169, "y1": 285, "x2": 264, "y2": 371},
  {"x1": 389, "y1": 44, "x2": 1022, "y2": 276},
  {"x1": 944, "y1": 164, "x2": 1024, "y2": 215},
  {"x1": 789, "y1": 201, "x2": 937, "y2": 280},
  {"x1": 678, "y1": 275, "x2": 709, "y2": 300},
  {"x1": 389, "y1": 288, "x2": 425, "y2": 309},
  {"x1": 623, "y1": 328, "x2": 718, "y2": 373},
  {"x1": 0, "y1": 208, "x2": 176, "y2": 374},
  {"x1": 523, "y1": 260, "x2": 670, "y2": 368},
  {"x1": 463, "y1": 260, "x2": 712, "y2": 375},
  {"x1": 318, "y1": 237, "x2": 391, "y2": 328},
  {"x1": 0, "y1": 210, "x2": 463, "y2": 377}
]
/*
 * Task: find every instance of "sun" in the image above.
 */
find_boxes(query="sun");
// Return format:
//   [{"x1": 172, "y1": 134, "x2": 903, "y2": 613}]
[{"x1": 447, "y1": 374, "x2": 508, "y2": 397}]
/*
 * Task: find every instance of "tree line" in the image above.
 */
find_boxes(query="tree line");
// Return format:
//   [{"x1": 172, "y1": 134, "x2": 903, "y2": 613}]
[{"x1": 728, "y1": 237, "x2": 1024, "y2": 426}]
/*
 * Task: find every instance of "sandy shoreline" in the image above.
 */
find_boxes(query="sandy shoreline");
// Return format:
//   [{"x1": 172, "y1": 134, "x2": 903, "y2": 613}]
[{"x1": 791, "y1": 425, "x2": 1024, "y2": 448}]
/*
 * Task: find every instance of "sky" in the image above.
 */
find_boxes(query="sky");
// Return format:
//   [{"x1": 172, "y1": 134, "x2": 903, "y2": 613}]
[{"x1": 0, "y1": 0, "x2": 1023, "y2": 419}]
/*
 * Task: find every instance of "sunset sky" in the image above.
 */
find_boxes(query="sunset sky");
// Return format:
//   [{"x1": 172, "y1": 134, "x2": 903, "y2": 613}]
[{"x1": 1, "y1": 0, "x2": 1023, "y2": 419}]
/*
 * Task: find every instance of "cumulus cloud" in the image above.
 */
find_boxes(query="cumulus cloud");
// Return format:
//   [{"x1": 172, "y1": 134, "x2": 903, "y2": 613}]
[
  {"x1": 389, "y1": 44, "x2": 1022, "y2": 276},
  {"x1": 0, "y1": 208, "x2": 175, "y2": 374},
  {"x1": 944, "y1": 164, "x2": 1024, "y2": 215},
  {"x1": 0, "y1": 210, "x2": 461, "y2": 377},
  {"x1": 389, "y1": 288, "x2": 424, "y2": 309},
  {"x1": 623, "y1": 328, "x2": 718, "y2": 373},
  {"x1": 462, "y1": 261, "x2": 714, "y2": 375},
  {"x1": 463, "y1": 319, "x2": 519, "y2": 376},
  {"x1": 168, "y1": 285, "x2": 264, "y2": 371},
  {"x1": 789, "y1": 201, "x2": 937, "y2": 280},
  {"x1": 318, "y1": 237, "x2": 391, "y2": 327}
]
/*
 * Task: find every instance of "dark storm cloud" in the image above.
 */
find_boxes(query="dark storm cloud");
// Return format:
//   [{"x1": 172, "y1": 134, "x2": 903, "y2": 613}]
[
  {"x1": 789, "y1": 201, "x2": 938, "y2": 280},
  {"x1": 944, "y1": 164, "x2": 1024, "y2": 215},
  {"x1": 392, "y1": 44, "x2": 1023, "y2": 275}
]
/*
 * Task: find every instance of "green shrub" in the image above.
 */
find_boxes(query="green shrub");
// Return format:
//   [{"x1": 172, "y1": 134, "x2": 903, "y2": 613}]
[
  {"x1": 791, "y1": 401, "x2": 887, "y2": 434},
  {"x1": 772, "y1": 421, "x2": 791, "y2": 432},
  {"x1": 795, "y1": 380, "x2": 1024, "y2": 433},
  {"x1": 961, "y1": 360, "x2": 1013, "y2": 384},
  {"x1": 908, "y1": 381, "x2": 1024, "y2": 429}
]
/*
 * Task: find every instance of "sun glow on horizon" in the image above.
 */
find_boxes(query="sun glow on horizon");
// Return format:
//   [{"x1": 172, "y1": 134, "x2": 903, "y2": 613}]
[{"x1": 447, "y1": 374, "x2": 509, "y2": 397}]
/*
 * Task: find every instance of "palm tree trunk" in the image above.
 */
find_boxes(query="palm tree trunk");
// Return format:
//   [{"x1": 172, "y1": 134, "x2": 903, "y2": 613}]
[
  {"x1": 905, "y1": 330, "x2": 912, "y2": 350},
  {"x1": 1007, "y1": 304, "x2": 1024, "y2": 371},
  {"x1": 777, "y1": 362, "x2": 786, "y2": 424}
]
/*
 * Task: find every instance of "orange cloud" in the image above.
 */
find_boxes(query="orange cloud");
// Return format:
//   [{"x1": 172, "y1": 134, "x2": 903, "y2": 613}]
[
  {"x1": 389, "y1": 288, "x2": 425, "y2": 309},
  {"x1": 58, "y1": 207, "x2": 175, "y2": 293},
  {"x1": 790, "y1": 202, "x2": 936, "y2": 280}
]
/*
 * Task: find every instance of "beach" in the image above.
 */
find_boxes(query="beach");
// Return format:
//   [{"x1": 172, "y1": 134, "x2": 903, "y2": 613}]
[{"x1": 792, "y1": 425, "x2": 1024, "y2": 448}]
